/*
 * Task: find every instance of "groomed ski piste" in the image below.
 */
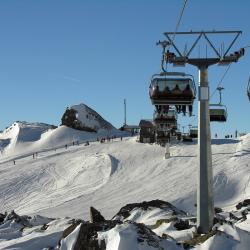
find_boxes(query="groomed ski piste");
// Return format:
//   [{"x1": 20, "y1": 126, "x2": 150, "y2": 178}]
[{"x1": 0, "y1": 122, "x2": 250, "y2": 249}]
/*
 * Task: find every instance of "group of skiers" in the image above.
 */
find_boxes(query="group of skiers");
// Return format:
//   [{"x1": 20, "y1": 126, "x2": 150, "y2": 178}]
[{"x1": 98, "y1": 136, "x2": 122, "y2": 143}]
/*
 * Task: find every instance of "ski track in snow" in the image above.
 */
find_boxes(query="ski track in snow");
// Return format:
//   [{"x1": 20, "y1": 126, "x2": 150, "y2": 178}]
[
  {"x1": 0, "y1": 141, "x2": 122, "y2": 216},
  {"x1": 0, "y1": 134, "x2": 249, "y2": 222}
]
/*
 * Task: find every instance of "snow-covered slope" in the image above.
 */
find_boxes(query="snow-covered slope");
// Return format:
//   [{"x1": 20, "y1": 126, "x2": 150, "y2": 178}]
[
  {"x1": 0, "y1": 134, "x2": 250, "y2": 249},
  {"x1": 0, "y1": 122, "x2": 126, "y2": 159}
]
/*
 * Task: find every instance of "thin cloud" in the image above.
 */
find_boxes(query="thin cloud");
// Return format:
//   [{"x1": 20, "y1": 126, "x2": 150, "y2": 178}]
[
  {"x1": 61, "y1": 75, "x2": 81, "y2": 83},
  {"x1": 52, "y1": 74, "x2": 81, "y2": 84}
]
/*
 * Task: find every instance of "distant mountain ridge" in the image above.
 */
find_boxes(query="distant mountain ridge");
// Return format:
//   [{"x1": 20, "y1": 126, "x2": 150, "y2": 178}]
[
  {"x1": 0, "y1": 104, "x2": 125, "y2": 156},
  {"x1": 0, "y1": 121, "x2": 56, "y2": 152},
  {"x1": 61, "y1": 103, "x2": 116, "y2": 132}
]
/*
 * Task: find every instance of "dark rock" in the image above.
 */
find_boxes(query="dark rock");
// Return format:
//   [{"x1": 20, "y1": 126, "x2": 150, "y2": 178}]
[
  {"x1": 40, "y1": 224, "x2": 49, "y2": 231},
  {"x1": 242, "y1": 209, "x2": 248, "y2": 220},
  {"x1": 214, "y1": 207, "x2": 223, "y2": 213},
  {"x1": 62, "y1": 219, "x2": 83, "y2": 240},
  {"x1": 174, "y1": 219, "x2": 190, "y2": 230},
  {"x1": 5, "y1": 210, "x2": 32, "y2": 227},
  {"x1": 183, "y1": 229, "x2": 218, "y2": 248},
  {"x1": 229, "y1": 212, "x2": 241, "y2": 221},
  {"x1": 73, "y1": 221, "x2": 119, "y2": 250},
  {"x1": 131, "y1": 221, "x2": 167, "y2": 249},
  {"x1": 58, "y1": 219, "x2": 83, "y2": 249},
  {"x1": 90, "y1": 207, "x2": 105, "y2": 223},
  {"x1": 61, "y1": 108, "x2": 96, "y2": 132},
  {"x1": 112, "y1": 199, "x2": 186, "y2": 221},
  {"x1": 236, "y1": 199, "x2": 250, "y2": 210},
  {"x1": 0, "y1": 213, "x2": 6, "y2": 223}
]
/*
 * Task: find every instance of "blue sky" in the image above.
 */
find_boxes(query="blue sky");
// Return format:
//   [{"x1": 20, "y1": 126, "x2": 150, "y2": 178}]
[{"x1": 1, "y1": 0, "x2": 250, "y2": 137}]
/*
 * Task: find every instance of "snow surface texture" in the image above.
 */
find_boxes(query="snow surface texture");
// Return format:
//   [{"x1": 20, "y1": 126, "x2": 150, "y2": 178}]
[{"x1": 0, "y1": 123, "x2": 250, "y2": 249}]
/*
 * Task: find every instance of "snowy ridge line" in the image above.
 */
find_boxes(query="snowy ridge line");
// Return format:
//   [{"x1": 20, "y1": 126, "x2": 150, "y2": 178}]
[{"x1": 0, "y1": 135, "x2": 127, "y2": 165}]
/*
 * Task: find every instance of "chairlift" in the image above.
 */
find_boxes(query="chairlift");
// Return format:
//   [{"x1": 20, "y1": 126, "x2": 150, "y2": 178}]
[
  {"x1": 155, "y1": 122, "x2": 172, "y2": 132},
  {"x1": 175, "y1": 131, "x2": 182, "y2": 141},
  {"x1": 189, "y1": 126, "x2": 198, "y2": 138},
  {"x1": 209, "y1": 104, "x2": 228, "y2": 122},
  {"x1": 155, "y1": 128, "x2": 171, "y2": 145},
  {"x1": 210, "y1": 86, "x2": 227, "y2": 122},
  {"x1": 182, "y1": 133, "x2": 193, "y2": 142},
  {"x1": 149, "y1": 72, "x2": 196, "y2": 106},
  {"x1": 154, "y1": 108, "x2": 177, "y2": 123},
  {"x1": 247, "y1": 77, "x2": 250, "y2": 100}
]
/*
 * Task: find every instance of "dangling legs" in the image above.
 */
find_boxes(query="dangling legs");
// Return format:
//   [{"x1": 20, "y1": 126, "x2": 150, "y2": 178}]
[
  {"x1": 188, "y1": 105, "x2": 193, "y2": 116},
  {"x1": 182, "y1": 105, "x2": 186, "y2": 116}
]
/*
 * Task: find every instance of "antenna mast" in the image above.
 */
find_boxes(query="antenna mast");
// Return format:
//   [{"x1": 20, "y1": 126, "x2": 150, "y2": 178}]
[{"x1": 124, "y1": 99, "x2": 127, "y2": 126}]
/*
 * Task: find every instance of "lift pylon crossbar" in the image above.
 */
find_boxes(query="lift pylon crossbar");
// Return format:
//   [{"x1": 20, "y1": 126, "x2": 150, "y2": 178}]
[
  {"x1": 164, "y1": 31, "x2": 243, "y2": 66},
  {"x1": 164, "y1": 30, "x2": 242, "y2": 35}
]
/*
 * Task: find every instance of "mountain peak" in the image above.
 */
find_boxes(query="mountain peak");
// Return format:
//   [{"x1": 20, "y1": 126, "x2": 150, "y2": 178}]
[{"x1": 61, "y1": 103, "x2": 115, "y2": 132}]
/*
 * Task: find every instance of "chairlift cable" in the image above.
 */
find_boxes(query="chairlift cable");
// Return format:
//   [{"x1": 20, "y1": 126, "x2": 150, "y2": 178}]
[
  {"x1": 162, "y1": 0, "x2": 188, "y2": 71},
  {"x1": 210, "y1": 63, "x2": 232, "y2": 99},
  {"x1": 158, "y1": 0, "x2": 187, "y2": 72},
  {"x1": 170, "y1": 0, "x2": 188, "y2": 46}
]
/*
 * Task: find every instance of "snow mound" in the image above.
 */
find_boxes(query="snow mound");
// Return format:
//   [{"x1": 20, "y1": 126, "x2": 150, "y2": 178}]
[
  {"x1": 0, "y1": 124, "x2": 126, "y2": 159},
  {"x1": 0, "y1": 121, "x2": 55, "y2": 152}
]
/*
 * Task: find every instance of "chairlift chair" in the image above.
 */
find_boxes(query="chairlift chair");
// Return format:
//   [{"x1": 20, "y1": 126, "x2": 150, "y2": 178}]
[
  {"x1": 209, "y1": 86, "x2": 228, "y2": 122},
  {"x1": 171, "y1": 122, "x2": 178, "y2": 131},
  {"x1": 189, "y1": 126, "x2": 198, "y2": 138},
  {"x1": 155, "y1": 122, "x2": 171, "y2": 132},
  {"x1": 209, "y1": 104, "x2": 228, "y2": 122},
  {"x1": 149, "y1": 72, "x2": 196, "y2": 105},
  {"x1": 153, "y1": 109, "x2": 177, "y2": 123},
  {"x1": 182, "y1": 133, "x2": 193, "y2": 142},
  {"x1": 175, "y1": 131, "x2": 182, "y2": 141},
  {"x1": 155, "y1": 129, "x2": 171, "y2": 145}
]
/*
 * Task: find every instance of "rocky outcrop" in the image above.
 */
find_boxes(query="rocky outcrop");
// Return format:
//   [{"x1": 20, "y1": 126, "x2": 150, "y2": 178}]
[
  {"x1": 61, "y1": 108, "x2": 96, "y2": 132},
  {"x1": 112, "y1": 199, "x2": 187, "y2": 221},
  {"x1": 61, "y1": 219, "x2": 83, "y2": 240},
  {"x1": 61, "y1": 103, "x2": 115, "y2": 132},
  {"x1": 131, "y1": 221, "x2": 169, "y2": 248},
  {"x1": 236, "y1": 199, "x2": 250, "y2": 210},
  {"x1": 4, "y1": 210, "x2": 32, "y2": 227},
  {"x1": 0, "y1": 213, "x2": 6, "y2": 223},
  {"x1": 59, "y1": 200, "x2": 190, "y2": 249},
  {"x1": 73, "y1": 221, "x2": 117, "y2": 250},
  {"x1": 90, "y1": 207, "x2": 105, "y2": 223}
]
